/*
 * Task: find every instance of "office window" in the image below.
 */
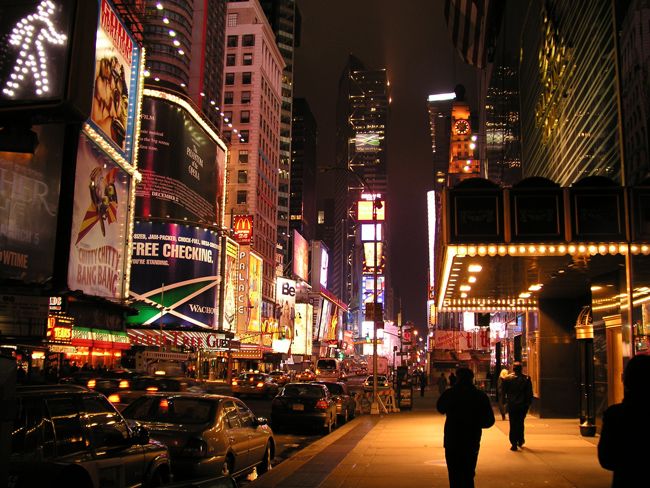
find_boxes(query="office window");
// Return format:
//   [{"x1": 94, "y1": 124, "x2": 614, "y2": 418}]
[
  {"x1": 226, "y1": 54, "x2": 236, "y2": 66},
  {"x1": 238, "y1": 150, "x2": 249, "y2": 164},
  {"x1": 240, "y1": 130, "x2": 249, "y2": 143},
  {"x1": 240, "y1": 110, "x2": 250, "y2": 123},
  {"x1": 225, "y1": 73, "x2": 234, "y2": 85},
  {"x1": 243, "y1": 53, "x2": 253, "y2": 65},
  {"x1": 242, "y1": 34, "x2": 255, "y2": 46},
  {"x1": 241, "y1": 91, "x2": 251, "y2": 104},
  {"x1": 227, "y1": 35, "x2": 238, "y2": 47},
  {"x1": 227, "y1": 13, "x2": 238, "y2": 27},
  {"x1": 238, "y1": 170, "x2": 248, "y2": 183},
  {"x1": 237, "y1": 190, "x2": 247, "y2": 204},
  {"x1": 224, "y1": 92, "x2": 233, "y2": 104},
  {"x1": 242, "y1": 72, "x2": 252, "y2": 84}
]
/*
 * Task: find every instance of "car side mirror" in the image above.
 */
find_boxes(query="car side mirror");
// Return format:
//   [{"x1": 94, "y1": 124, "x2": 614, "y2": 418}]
[
  {"x1": 254, "y1": 417, "x2": 268, "y2": 426},
  {"x1": 132, "y1": 424, "x2": 150, "y2": 445}
]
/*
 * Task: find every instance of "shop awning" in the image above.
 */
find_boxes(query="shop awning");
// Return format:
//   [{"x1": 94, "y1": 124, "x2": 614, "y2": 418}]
[
  {"x1": 72, "y1": 328, "x2": 131, "y2": 350},
  {"x1": 127, "y1": 328, "x2": 233, "y2": 350}
]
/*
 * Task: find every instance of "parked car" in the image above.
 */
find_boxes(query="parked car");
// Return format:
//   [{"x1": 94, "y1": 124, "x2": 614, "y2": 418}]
[
  {"x1": 268, "y1": 370, "x2": 290, "y2": 386},
  {"x1": 363, "y1": 374, "x2": 390, "y2": 390},
  {"x1": 10, "y1": 384, "x2": 171, "y2": 488},
  {"x1": 107, "y1": 375, "x2": 205, "y2": 411},
  {"x1": 313, "y1": 381, "x2": 356, "y2": 423},
  {"x1": 271, "y1": 382, "x2": 338, "y2": 434},
  {"x1": 122, "y1": 393, "x2": 274, "y2": 481},
  {"x1": 231, "y1": 372, "x2": 279, "y2": 398},
  {"x1": 295, "y1": 369, "x2": 316, "y2": 382}
]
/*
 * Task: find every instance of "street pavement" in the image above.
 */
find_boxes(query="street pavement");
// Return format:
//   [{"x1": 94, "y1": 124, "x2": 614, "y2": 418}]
[{"x1": 246, "y1": 387, "x2": 612, "y2": 488}]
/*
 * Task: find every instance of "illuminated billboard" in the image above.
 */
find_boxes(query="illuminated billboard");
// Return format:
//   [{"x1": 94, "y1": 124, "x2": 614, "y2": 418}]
[
  {"x1": 68, "y1": 133, "x2": 130, "y2": 299},
  {"x1": 292, "y1": 229, "x2": 308, "y2": 281},
  {"x1": 232, "y1": 214, "x2": 253, "y2": 245},
  {"x1": 310, "y1": 241, "x2": 329, "y2": 290},
  {"x1": 355, "y1": 132, "x2": 382, "y2": 153},
  {"x1": 126, "y1": 221, "x2": 220, "y2": 328},
  {"x1": 357, "y1": 199, "x2": 385, "y2": 221},
  {"x1": 293, "y1": 303, "x2": 313, "y2": 356},
  {"x1": 248, "y1": 251, "x2": 263, "y2": 332},
  {"x1": 136, "y1": 94, "x2": 226, "y2": 224},
  {"x1": 361, "y1": 223, "x2": 382, "y2": 241},
  {"x1": 221, "y1": 237, "x2": 239, "y2": 332},
  {"x1": 362, "y1": 275, "x2": 385, "y2": 304},
  {"x1": 0, "y1": 124, "x2": 63, "y2": 283},
  {"x1": 88, "y1": 0, "x2": 143, "y2": 160},
  {"x1": 276, "y1": 277, "x2": 296, "y2": 340},
  {"x1": 363, "y1": 242, "x2": 384, "y2": 270}
]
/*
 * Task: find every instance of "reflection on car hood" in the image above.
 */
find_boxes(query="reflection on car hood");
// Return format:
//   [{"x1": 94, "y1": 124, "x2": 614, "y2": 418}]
[{"x1": 134, "y1": 420, "x2": 210, "y2": 436}]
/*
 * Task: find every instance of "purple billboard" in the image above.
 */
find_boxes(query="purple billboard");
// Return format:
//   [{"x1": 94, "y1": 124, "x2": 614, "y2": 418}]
[{"x1": 127, "y1": 221, "x2": 220, "y2": 329}]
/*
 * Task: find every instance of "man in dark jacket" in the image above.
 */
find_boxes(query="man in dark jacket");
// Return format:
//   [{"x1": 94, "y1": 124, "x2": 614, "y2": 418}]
[
  {"x1": 503, "y1": 362, "x2": 533, "y2": 451},
  {"x1": 437, "y1": 367, "x2": 495, "y2": 488}
]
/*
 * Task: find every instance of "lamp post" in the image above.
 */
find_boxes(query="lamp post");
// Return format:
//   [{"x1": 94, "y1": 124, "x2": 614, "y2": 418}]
[{"x1": 321, "y1": 166, "x2": 383, "y2": 414}]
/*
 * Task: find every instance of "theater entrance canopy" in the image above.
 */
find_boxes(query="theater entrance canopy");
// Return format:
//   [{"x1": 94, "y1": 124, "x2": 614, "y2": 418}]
[{"x1": 435, "y1": 177, "x2": 650, "y2": 318}]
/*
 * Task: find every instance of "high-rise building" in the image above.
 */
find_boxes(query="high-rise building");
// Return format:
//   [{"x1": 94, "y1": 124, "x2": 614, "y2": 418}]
[
  {"x1": 259, "y1": 0, "x2": 301, "y2": 270},
  {"x1": 619, "y1": 0, "x2": 650, "y2": 185},
  {"x1": 332, "y1": 55, "x2": 390, "y2": 336},
  {"x1": 290, "y1": 98, "x2": 317, "y2": 242},
  {"x1": 223, "y1": 0, "x2": 285, "y2": 312},
  {"x1": 426, "y1": 92, "x2": 456, "y2": 190},
  {"x1": 132, "y1": 0, "x2": 227, "y2": 131}
]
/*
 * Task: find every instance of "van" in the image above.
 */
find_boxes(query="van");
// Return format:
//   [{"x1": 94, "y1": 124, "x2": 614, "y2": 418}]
[{"x1": 315, "y1": 357, "x2": 346, "y2": 381}]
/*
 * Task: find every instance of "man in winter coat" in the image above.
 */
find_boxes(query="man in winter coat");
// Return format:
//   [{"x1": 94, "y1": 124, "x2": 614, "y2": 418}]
[
  {"x1": 437, "y1": 367, "x2": 495, "y2": 488},
  {"x1": 502, "y1": 362, "x2": 533, "y2": 451}
]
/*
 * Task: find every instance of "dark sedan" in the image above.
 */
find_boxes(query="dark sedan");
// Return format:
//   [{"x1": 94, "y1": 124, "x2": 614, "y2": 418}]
[
  {"x1": 107, "y1": 375, "x2": 205, "y2": 411},
  {"x1": 271, "y1": 382, "x2": 338, "y2": 434},
  {"x1": 313, "y1": 381, "x2": 356, "y2": 423},
  {"x1": 122, "y1": 392, "x2": 275, "y2": 481}
]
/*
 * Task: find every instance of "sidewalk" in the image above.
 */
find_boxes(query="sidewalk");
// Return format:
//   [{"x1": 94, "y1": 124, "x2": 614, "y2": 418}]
[{"x1": 248, "y1": 388, "x2": 612, "y2": 488}]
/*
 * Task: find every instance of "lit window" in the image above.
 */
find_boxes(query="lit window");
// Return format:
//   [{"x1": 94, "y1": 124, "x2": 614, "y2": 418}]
[
  {"x1": 227, "y1": 13, "x2": 238, "y2": 27},
  {"x1": 243, "y1": 53, "x2": 253, "y2": 65}
]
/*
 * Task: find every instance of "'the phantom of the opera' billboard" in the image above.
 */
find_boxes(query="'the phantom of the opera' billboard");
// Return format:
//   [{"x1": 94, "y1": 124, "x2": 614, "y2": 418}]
[
  {"x1": 68, "y1": 133, "x2": 130, "y2": 298},
  {"x1": 88, "y1": 0, "x2": 142, "y2": 160},
  {"x1": 221, "y1": 237, "x2": 239, "y2": 333},
  {"x1": 0, "y1": 124, "x2": 64, "y2": 283},
  {"x1": 136, "y1": 95, "x2": 226, "y2": 224},
  {"x1": 127, "y1": 221, "x2": 220, "y2": 329}
]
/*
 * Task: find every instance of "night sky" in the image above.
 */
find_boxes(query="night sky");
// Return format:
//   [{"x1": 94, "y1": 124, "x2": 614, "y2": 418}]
[{"x1": 294, "y1": 0, "x2": 479, "y2": 330}]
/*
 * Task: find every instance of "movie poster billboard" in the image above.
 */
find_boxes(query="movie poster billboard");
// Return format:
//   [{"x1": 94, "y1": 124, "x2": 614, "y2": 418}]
[
  {"x1": 292, "y1": 229, "x2": 308, "y2": 281},
  {"x1": 221, "y1": 237, "x2": 239, "y2": 333},
  {"x1": 136, "y1": 95, "x2": 226, "y2": 224},
  {"x1": 0, "y1": 124, "x2": 63, "y2": 283},
  {"x1": 68, "y1": 133, "x2": 129, "y2": 298},
  {"x1": 316, "y1": 299, "x2": 332, "y2": 340},
  {"x1": 293, "y1": 303, "x2": 312, "y2": 356},
  {"x1": 276, "y1": 277, "x2": 296, "y2": 341},
  {"x1": 89, "y1": 0, "x2": 142, "y2": 160},
  {"x1": 310, "y1": 241, "x2": 328, "y2": 291},
  {"x1": 127, "y1": 221, "x2": 220, "y2": 328},
  {"x1": 248, "y1": 251, "x2": 262, "y2": 332}
]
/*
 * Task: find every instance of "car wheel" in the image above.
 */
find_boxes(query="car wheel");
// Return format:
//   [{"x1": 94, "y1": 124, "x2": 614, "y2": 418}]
[
  {"x1": 222, "y1": 454, "x2": 234, "y2": 477},
  {"x1": 341, "y1": 408, "x2": 349, "y2": 424},
  {"x1": 148, "y1": 467, "x2": 169, "y2": 488},
  {"x1": 257, "y1": 443, "x2": 273, "y2": 474}
]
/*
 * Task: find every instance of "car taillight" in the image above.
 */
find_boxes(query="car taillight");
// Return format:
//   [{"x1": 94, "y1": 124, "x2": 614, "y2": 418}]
[
  {"x1": 108, "y1": 394, "x2": 120, "y2": 403},
  {"x1": 315, "y1": 369, "x2": 321, "y2": 374},
  {"x1": 256, "y1": 382, "x2": 264, "y2": 388},
  {"x1": 87, "y1": 379, "x2": 96, "y2": 388},
  {"x1": 119, "y1": 380, "x2": 130, "y2": 389},
  {"x1": 182, "y1": 438, "x2": 208, "y2": 457},
  {"x1": 232, "y1": 380, "x2": 238, "y2": 386},
  {"x1": 315, "y1": 399, "x2": 328, "y2": 410},
  {"x1": 146, "y1": 386, "x2": 158, "y2": 392}
]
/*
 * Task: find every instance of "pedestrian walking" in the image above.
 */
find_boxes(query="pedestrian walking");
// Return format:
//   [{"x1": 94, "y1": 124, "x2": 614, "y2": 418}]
[
  {"x1": 437, "y1": 372, "x2": 449, "y2": 395},
  {"x1": 598, "y1": 354, "x2": 650, "y2": 488},
  {"x1": 437, "y1": 367, "x2": 495, "y2": 488},
  {"x1": 449, "y1": 371, "x2": 457, "y2": 387},
  {"x1": 419, "y1": 371, "x2": 427, "y2": 397},
  {"x1": 502, "y1": 362, "x2": 533, "y2": 451},
  {"x1": 496, "y1": 367, "x2": 509, "y2": 420}
]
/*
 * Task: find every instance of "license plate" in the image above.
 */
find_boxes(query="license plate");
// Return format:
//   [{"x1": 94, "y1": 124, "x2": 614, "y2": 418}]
[{"x1": 292, "y1": 403, "x2": 304, "y2": 411}]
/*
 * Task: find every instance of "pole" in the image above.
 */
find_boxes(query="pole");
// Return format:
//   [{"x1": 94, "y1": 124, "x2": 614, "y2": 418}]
[
  {"x1": 159, "y1": 283, "x2": 165, "y2": 352},
  {"x1": 371, "y1": 199, "x2": 380, "y2": 414}
]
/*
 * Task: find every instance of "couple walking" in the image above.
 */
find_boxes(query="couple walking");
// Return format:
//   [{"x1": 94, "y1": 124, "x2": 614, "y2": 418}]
[{"x1": 436, "y1": 362, "x2": 533, "y2": 488}]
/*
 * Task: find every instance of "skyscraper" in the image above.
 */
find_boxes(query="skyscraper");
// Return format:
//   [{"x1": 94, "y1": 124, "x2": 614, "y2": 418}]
[{"x1": 223, "y1": 0, "x2": 285, "y2": 312}]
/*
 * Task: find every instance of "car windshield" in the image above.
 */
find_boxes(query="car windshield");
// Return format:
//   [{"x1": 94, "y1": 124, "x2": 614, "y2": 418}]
[
  {"x1": 322, "y1": 383, "x2": 343, "y2": 395},
  {"x1": 238, "y1": 374, "x2": 265, "y2": 382},
  {"x1": 317, "y1": 360, "x2": 337, "y2": 370},
  {"x1": 281, "y1": 384, "x2": 325, "y2": 398},
  {"x1": 124, "y1": 397, "x2": 215, "y2": 424}
]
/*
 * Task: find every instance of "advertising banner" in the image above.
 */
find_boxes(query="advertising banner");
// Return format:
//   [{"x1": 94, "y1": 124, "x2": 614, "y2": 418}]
[
  {"x1": 310, "y1": 241, "x2": 328, "y2": 291},
  {"x1": 89, "y1": 0, "x2": 142, "y2": 160},
  {"x1": 293, "y1": 303, "x2": 312, "y2": 356},
  {"x1": 292, "y1": 229, "x2": 308, "y2": 281},
  {"x1": 316, "y1": 299, "x2": 332, "y2": 340},
  {"x1": 276, "y1": 277, "x2": 296, "y2": 340},
  {"x1": 127, "y1": 221, "x2": 220, "y2": 328},
  {"x1": 232, "y1": 214, "x2": 253, "y2": 245},
  {"x1": 68, "y1": 133, "x2": 129, "y2": 298},
  {"x1": 0, "y1": 124, "x2": 63, "y2": 283},
  {"x1": 248, "y1": 251, "x2": 262, "y2": 332},
  {"x1": 136, "y1": 96, "x2": 225, "y2": 224},
  {"x1": 221, "y1": 237, "x2": 239, "y2": 333},
  {"x1": 433, "y1": 329, "x2": 490, "y2": 351}
]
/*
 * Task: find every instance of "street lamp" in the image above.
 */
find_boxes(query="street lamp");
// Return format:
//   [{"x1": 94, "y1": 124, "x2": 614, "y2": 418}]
[{"x1": 321, "y1": 166, "x2": 383, "y2": 415}]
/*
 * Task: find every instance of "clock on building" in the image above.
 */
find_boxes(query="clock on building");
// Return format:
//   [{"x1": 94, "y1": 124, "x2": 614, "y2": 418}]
[{"x1": 454, "y1": 119, "x2": 470, "y2": 135}]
